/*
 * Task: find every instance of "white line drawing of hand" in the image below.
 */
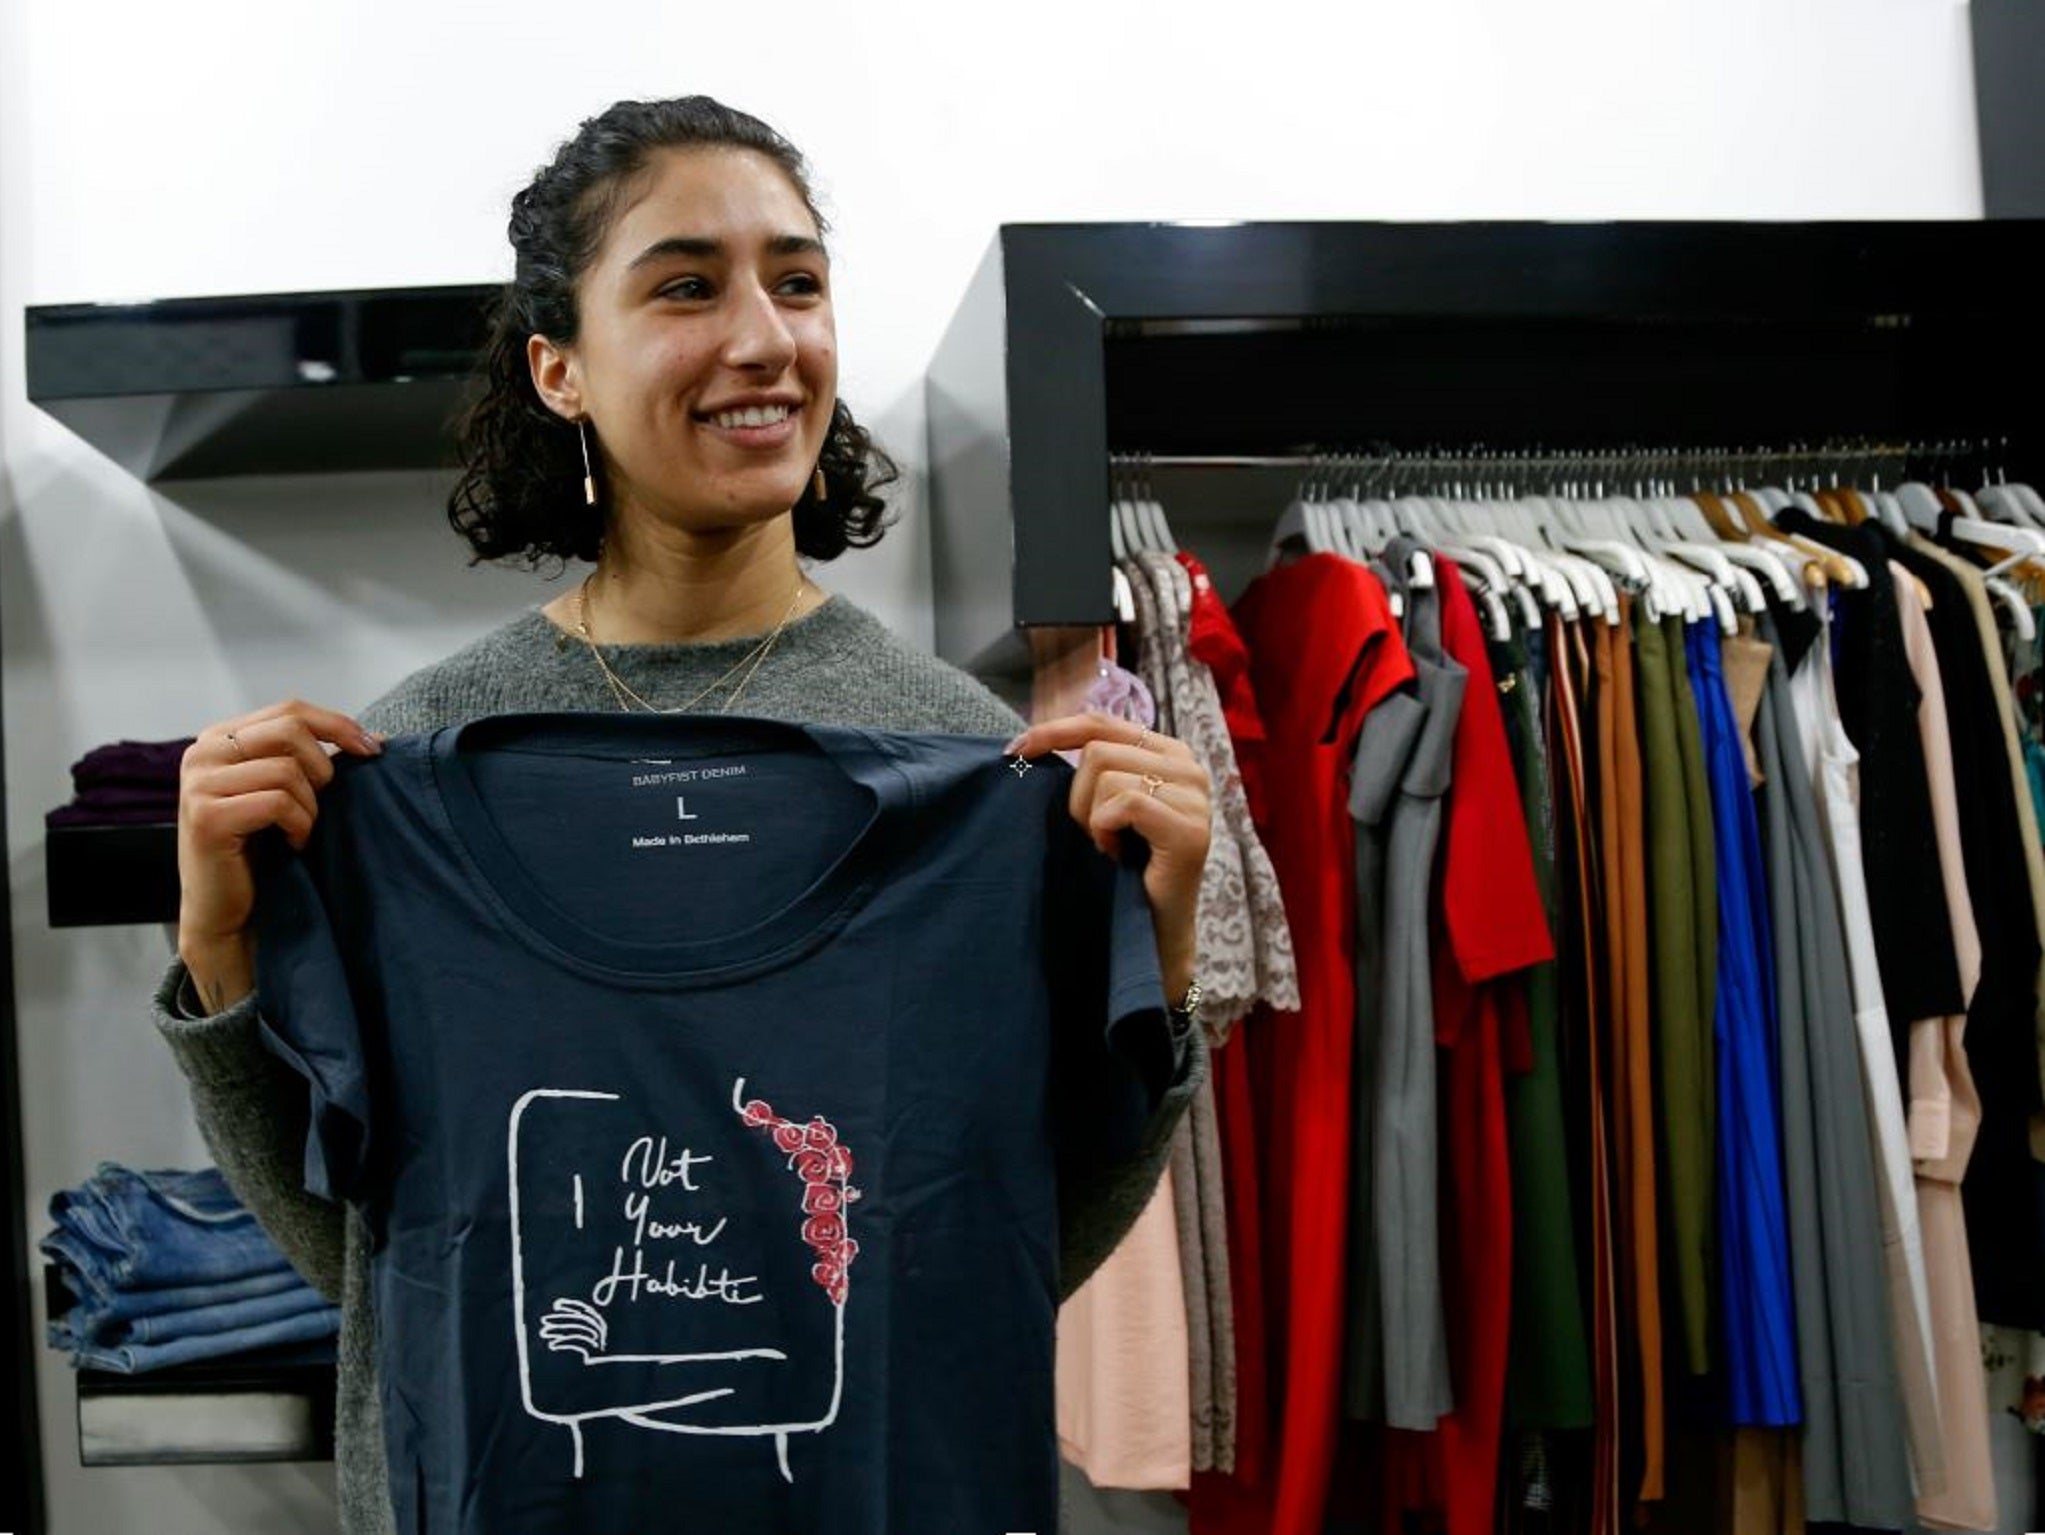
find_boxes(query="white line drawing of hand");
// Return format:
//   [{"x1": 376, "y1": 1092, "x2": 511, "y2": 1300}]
[{"x1": 540, "y1": 1297, "x2": 607, "y2": 1360}]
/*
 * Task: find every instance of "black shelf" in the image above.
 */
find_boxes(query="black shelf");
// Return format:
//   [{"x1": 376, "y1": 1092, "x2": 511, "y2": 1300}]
[
  {"x1": 25, "y1": 283, "x2": 498, "y2": 480},
  {"x1": 45, "y1": 1266, "x2": 334, "y2": 1465},
  {"x1": 926, "y1": 219, "x2": 2045, "y2": 673},
  {"x1": 44, "y1": 824, "x2": 178, "y2": 929},
  {"x1": 70, "y1": 1356, "x2": 337, "y2": 1467}
]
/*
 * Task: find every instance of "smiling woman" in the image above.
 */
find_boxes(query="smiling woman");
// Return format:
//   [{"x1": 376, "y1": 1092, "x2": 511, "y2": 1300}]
[
  {"x1": 446, "y1": 97, "x2": 899, "y2": 647},
  {"x1": 156, "y1": 92, "x2": 1212, "y2": 1535}
]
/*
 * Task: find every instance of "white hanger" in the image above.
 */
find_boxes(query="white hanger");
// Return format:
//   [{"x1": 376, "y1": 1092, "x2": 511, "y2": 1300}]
[
  {"x1": 1269, "y1": 489, "x2": 1331, "y2": 564},
  {"x1": 1868, "y1": 488, "x2": 1910, "y2": 539},
  {"x1": 1457, "y1": 564, "x2": 1513, "y2": 642},
  {"x1": 1948, "y1": 517, "x2": 2045, "y2": 580},
  {"x1": 1110, "y1": 562, "x2": 1138, "y2": 624},
  {"x1": 1458, "y1": 499, "x2": 1547, "y2": 624},
  {"x1": 1141, "y1": 490, "x2": 1176, "y2": 553},
  {"x1": 1667, "y1": 489, "x2": 1803, "y2": 607},
  {"x1": 1626, "y1": 492, "x2": 1753, "y2": 619},
  {"x1": 1977, "y1": 484, "x2": 2044, "y2": 531},
  {"x1": 1406, "y1": 545, "x2": 1436, "y2": 590},
  {"x1": 1522, "y1": 498, "x2": 1615, "y2": 621},
  {"x1": 1551, "y1": 548, "x2": 1620, "y2": 625},
  {"x1": 1895, "y1": 482, "x2": 1946, "y2": 533},
  {"x1": 1442, "y1": 542, "x2": 1511, "y2": 603},
  {"x1": 1338, "y1": 495, "x2": 1372, "y2": 561},
  {"x1": 1986, "y1": 576, "x2": 2038, "y2": 642},
  {"x1": 1494, "y1": 499, "x2": 1583, "y2": 617}
]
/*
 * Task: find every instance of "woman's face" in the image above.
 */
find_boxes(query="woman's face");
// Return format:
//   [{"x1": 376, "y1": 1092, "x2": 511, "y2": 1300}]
[{"x1": 547, "y1": 146, "x2": 837, "y2": 538}]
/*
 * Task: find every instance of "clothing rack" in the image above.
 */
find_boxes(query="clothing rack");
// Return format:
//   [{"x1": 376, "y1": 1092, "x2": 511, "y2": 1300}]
[
  {"x1": 1113, "y1": 443, "x2": 1931, "y2": 480},
  {"x1": 927, "y1": 220, "x2": 2045, "y2": 673}
]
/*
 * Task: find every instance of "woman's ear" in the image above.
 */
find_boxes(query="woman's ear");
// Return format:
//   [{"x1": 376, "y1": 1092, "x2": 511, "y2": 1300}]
[{"x1": 527, "y1": 333, "x2": 582, "y2": 422}]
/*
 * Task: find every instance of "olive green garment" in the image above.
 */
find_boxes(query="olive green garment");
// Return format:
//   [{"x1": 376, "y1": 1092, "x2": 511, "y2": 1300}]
[
  {"x1": 1633, "y1": 612, "x2": 1714, "y2": 1378},
  {"x1": 1667, "y1": 616, "x2": 1720, "y2": 1364},
  {"x1": 1498, "y1": 629, "x2": 1595, "y2": 1429}
]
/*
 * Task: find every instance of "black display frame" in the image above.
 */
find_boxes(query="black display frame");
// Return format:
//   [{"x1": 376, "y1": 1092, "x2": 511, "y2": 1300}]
[{"x1": 927, "y1": 220, "x2": 2045, "y2": 672}]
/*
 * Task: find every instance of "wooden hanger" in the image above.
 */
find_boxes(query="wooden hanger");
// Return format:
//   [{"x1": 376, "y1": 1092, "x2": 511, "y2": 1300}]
[
  {"x1": 1730, "y1": 489, "x2": 1840, "y2": 589},
  {"x1": 1691, "y1": 490, "x2": 1746, "y2": 542}
]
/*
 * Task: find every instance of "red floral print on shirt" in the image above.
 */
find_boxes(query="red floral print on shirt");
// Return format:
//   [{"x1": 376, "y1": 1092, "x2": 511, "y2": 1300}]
[{"x1": 737, "y1": 1093, "x2": 861, "y2": 1307}]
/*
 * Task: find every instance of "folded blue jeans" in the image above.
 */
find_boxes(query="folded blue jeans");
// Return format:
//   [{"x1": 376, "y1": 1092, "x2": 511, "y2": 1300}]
[
  {"x1": 42, "y1": 1165, "x2": 293, "y2": 1294},
  {"x1": 52, "y1": 1276, "x2": 331, "y2": 1350},
  {"x1": 59, "y1": 1266, "x2": 307, "y2": 1339},
  {"x1": 69, "y1": 1303, "x2": 341, "y2": 1375}
]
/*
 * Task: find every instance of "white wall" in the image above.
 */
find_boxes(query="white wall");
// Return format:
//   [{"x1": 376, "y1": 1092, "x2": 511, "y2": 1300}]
[{"x1": 0, "y1": 1, "x2": 1982, "y2": 1530}]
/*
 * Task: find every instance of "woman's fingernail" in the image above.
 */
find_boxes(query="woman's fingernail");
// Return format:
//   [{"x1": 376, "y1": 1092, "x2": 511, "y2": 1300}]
[
  {"x1": 1002, "y1": 734, "x2": 1026, "y2": 755},
  {"x1": 358, "y1": 732, "x2": 383, "y2": 755}
]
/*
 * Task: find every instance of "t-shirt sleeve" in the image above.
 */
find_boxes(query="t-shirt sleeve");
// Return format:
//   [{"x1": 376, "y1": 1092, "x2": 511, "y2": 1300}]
[
  {"x1": 251, "y1": 830, "x2": 376, "y2": 1206},
  {"x1": 1434, "y1": 561, "x2": 1555, "y2": 989},
  {"x1": 1041, "y1": 794, "x2": 1191, "y2": 1281}
]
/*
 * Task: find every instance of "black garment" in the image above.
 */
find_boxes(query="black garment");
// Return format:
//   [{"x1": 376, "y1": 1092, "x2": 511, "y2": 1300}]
[
  {"x1": 1777, "y1": 513, "x2": 1964, "y2": 1077},
  {"x1": 1882, "y1": 535, "x2": 2045, "y2": 1329}
]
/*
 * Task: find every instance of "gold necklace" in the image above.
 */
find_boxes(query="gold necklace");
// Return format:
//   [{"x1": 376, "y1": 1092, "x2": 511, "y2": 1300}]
[{"x1": 574, "y1": 574, "x2": 810, "y2": 715}]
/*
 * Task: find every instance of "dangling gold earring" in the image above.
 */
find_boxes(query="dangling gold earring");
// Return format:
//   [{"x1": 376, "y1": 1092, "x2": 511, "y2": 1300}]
[
  {"x1": 578, "y1": 418, "x2": 598, "y2": 507},
  {"x1": 811, "y1": 465, "x2": 828, "y2": 503}
]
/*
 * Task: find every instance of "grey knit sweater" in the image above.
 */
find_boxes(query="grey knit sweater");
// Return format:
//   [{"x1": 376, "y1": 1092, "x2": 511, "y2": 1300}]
[{"x1": 153, "y1": 594, "x2": 1203, "y2": 1535}]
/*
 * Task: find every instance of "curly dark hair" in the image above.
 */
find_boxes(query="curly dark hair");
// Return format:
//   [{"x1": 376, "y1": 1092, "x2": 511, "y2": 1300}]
[{"x1": 447, "y1": 96, "x2": 897, "y2": 568}]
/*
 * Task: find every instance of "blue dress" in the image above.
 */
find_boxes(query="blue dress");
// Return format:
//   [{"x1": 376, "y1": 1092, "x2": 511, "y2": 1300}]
[{"x1": 1686, "y1": 621, "x2": 1801, "y2": 1425}]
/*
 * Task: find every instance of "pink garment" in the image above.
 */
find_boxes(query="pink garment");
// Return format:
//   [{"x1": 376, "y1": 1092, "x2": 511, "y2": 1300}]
[
  {"x1": 1057, "y1": 1180, "x2": 1195, "y2": 1489},
  {"x1": 1896, "y1": 579, "x2": 1997, "y2": 1532},
  {"x1": 1036, "y1": 625, "x2": 1196, "y2": 1490}
]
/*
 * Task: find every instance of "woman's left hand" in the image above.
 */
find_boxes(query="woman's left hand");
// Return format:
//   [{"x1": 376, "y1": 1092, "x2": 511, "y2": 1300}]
[{"x1": 1004, "y1": 712, "x2": 1212, "y2": 998}]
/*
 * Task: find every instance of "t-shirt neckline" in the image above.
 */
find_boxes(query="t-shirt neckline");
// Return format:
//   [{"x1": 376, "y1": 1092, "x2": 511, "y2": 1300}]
[{"x1": 428, "y1": 712, "x2": 908, "y2": 986}]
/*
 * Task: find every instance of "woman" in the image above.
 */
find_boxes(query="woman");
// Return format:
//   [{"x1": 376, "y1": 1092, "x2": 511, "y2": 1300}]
[{"x1": 157, "y1": 97, "x2": 1209, "y2": 1532}]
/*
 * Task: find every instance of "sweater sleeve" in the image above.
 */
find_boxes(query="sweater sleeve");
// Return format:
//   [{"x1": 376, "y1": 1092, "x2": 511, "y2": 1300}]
[
  {"x1": 147, "y1": 691, "x2": 432, "y2": 1302},
  {"x1": 1058, "y1": 1014, "x2": 1206, "y2": 1298},
  {"x1": 151, "y1": 961, "x2": 348, "y2": 1300}
]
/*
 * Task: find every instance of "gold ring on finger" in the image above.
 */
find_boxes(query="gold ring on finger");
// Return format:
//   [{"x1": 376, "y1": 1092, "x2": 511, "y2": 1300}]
[
  {"x1": 1143, "y1": 772, "x2": 1166, "y2": 798},
  {"x1": 1134, "y1": 727, "x2": 1154, "y2": 753}
]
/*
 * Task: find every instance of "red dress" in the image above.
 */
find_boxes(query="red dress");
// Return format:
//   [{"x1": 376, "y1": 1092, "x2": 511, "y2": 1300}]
[
  {"x1": 1383, "y1": 558, "x2": 1554, "y2": 1535},
  {"x1": 1190, "y1": 554, "x2": 1413, "y2": 1535}
]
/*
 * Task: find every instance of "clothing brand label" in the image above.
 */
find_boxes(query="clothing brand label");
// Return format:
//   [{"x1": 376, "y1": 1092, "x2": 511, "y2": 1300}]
[
  {"x1": 625, "y1": 763, "x2": 755, "y2": 851},
  {"x1": 631, "y1": 762, "x2": 750, "y2": 788}
]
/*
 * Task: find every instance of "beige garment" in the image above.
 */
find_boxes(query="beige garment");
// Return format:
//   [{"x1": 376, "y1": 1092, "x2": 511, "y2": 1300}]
[
  {"x1": 1886, "y1": 571, "x2": 1963, "y2": 1498},
  {"x1": 1725, "y1": 1429, "x2": 1806, "y2": 1535},
  {"x1": 1891, "y1": 548, "x2": 1998, "y2": 1531},
  {"x1": 1723, "y1": 626, "x2": 1773, "y2": 788},
  {"x1": 1035, "y1": 625, "x2": 1195, "y2": 1491}
]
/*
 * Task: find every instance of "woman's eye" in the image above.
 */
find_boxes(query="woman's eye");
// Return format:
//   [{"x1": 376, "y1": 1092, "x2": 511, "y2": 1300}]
[
  {"x1": 778, "y1": 273, "x2": 824, "y2": 297},
  {"x1": 659, "y1": 277, "x2": 712, "y2": 301}
]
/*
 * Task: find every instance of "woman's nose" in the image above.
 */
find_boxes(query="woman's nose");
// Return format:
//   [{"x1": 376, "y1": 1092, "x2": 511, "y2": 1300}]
[{"x1": 721, "y1": 278, "x2": 798, "y2": 373}]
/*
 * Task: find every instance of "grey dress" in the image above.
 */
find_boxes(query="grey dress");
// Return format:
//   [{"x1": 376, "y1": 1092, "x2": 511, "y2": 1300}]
[
  {"x1": 1344, "y1": 551, "x2": 1465, "y2": 1429},
  {"x1": 1752, "y1": 612, "x2": 1913, "y2": 1528}
]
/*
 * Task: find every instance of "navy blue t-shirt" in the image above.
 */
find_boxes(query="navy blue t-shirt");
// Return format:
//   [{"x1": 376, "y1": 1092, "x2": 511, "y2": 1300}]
[{"x1": 252, "y1": 713, "x2": 1174, "y2": 1535}]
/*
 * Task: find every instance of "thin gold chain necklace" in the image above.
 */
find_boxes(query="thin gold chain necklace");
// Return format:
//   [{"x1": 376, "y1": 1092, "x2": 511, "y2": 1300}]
[{"x1": 574, "y1": 573, "x2": 809, "y2": 715}]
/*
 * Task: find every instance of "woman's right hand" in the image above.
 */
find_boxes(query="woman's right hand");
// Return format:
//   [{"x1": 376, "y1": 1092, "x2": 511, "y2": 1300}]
[{"x1": 176, "y1": 701, "x2": 383, "y2": 1014}]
